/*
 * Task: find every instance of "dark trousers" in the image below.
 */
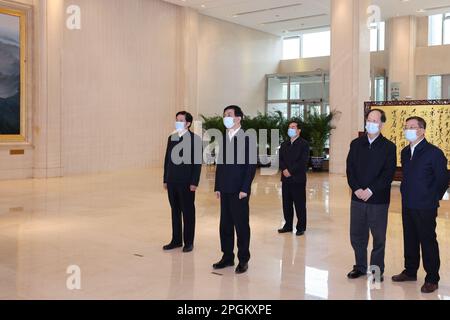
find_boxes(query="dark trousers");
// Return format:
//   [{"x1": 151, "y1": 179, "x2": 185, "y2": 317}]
[
  {"x1": 220, "y1": 193, "x2": 251, "y2": 264},
  {"x1": 282, "y1": 182, "x2": 307, "y2": 232},
  {"x1": 350, "y1": 200, "x2": 389, "y2": 274},
  {"x1": 167, "y1": 183, "x2": 196, "y2": 246},
  {"x1": 402, "y1": 207, "x2": 440, "y2": 284}
]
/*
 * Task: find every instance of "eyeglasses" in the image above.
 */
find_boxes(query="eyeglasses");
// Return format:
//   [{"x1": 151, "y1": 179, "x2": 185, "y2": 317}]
[{"x1": 403, "y1": 127, "x2": 422, "y2": 130}]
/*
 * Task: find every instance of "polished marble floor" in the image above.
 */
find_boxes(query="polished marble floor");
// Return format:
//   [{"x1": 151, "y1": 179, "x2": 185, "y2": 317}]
[{"x1": 0, "y1": 166, "x2": 449, "y2": 300}]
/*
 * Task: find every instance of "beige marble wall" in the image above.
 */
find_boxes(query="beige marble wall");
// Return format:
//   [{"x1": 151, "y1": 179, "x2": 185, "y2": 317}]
[
  {"x1": 278, "y1": 52, "x2": 388, "y2": 75},
  {"x1": 60, "y1": 0, "x2": 183, "y2": 175},
  {"x1": 197, "y1": 14, "x2": 282, "y2": 117},
  {"x1": 0, "y1": 0, "x2": 283, "y2": 179}
]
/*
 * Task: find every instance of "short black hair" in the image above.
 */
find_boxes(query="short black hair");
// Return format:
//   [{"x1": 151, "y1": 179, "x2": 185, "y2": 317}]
[
  {"x1": 223, "y1": 105, "x2": 244, "y2": 118},
  {"x1": 366, "y1": 108, "x2": 387, "y2": 123},
  {"x1": 288, "y1": 120, "x2": 300, "y2": 129},
  {"x1": 406, "y1": 116, "x2": 427, "y2": 129},
  {"x1": 176, "y1": 111, "x2": 193, "y2": 128}
]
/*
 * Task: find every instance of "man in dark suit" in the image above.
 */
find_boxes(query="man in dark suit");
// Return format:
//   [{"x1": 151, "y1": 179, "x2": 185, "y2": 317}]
[
  {"x1": 163, "y1": 111, "x2": 202, "y2": 253},
  {"x1": 213, "y1": 105, "x2": 257, "y2": 274},
  {"x1": 278, "y1": 120, "x2": 310, "y2": 236},
  {"x1": 346, "y1": 109, "x2": 397, "y2": 281},
  {"x1": 392, "y1": 116, "x2": 449, "y2": 294}
]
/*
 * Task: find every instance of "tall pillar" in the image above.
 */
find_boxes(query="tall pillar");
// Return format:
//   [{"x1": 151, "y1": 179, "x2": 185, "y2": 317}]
[
  {"x1": 388, "y1": 16, "x2": 417, "y2": 99},
  {"x1": 33, "y1": 0, "x2": 64, "y2": 178},
  {"x1": 176, "y1": 7, "x2": 199, "y2": 117},
  {"x1": 329, "y1": 0, "x2": 371, "y2": 174}
]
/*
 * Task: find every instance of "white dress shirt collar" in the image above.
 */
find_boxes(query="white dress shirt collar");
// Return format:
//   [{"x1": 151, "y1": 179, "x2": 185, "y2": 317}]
[
  {"x1": 368, "y1": 134, "x2": 380, "y2": 145},
  {"x1": 228, "y1": 126, "x2": 241, "y2": 140},
  {"x1": 410, "y1": 137, "x2": 425, "y2": 158}
]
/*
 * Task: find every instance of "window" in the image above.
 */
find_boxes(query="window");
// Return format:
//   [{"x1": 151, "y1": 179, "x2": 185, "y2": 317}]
[
  {"x1": 266, "y1": 73, "x2": 329, "y2": 119},
  {"x1": 445, "y1": 13, "x2": 450, "y2": 45},
  {"x1": 282, "y1": 29, "x2": 331, "y2": 59},
  {"x1": 370, "y1": 22, "x2": 385, "y2": 52},
  {"x1": 282, "y1": 37, "x2": 300, "y2": 60},
  {"x1": 428, "y1": 75, "x2": 442, "y2": 99},
  {"x1": 267, "y1": 103, "x2": 288, "y2": 118},
  {"x1": 374, "y1": 77, "x2": 386, "y2": 101},
  {"x1": 301, "y1": 30, "x2": 331, "y2": 58},
  {"x1": 267, "y1": 76, "x2": 288, "y2": 100},
  {"x1": 428, "y1": 13, "x2": 450, "y2": 46}
]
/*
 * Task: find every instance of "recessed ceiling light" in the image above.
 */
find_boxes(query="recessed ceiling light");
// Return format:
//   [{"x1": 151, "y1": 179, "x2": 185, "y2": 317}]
[
  {"x1": 201, "y1": 4, "x2": 206, "y2": 8},
  {"x1": 417, "y1": 9, "x2": 425, "y2": 13}
]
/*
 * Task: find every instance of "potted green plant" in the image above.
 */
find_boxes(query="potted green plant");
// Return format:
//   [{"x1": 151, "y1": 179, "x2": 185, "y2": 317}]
[
  {"x1": 200, "y1": 112, "x2": 286, "y2": 167},
  {"x1": 307, "y1": 111, "x2": 337, "y2": 171}
]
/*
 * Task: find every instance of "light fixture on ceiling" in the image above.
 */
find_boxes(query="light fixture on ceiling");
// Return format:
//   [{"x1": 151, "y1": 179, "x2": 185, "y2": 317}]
[
  {"x1": 261, "y1": 13, "x2": 327, "y2": 26},
  {"x1": 232, "y1": 3, "x2": 302, "y2": 18},
  {"x1": 416, "y1": 9, "x2": 425, "y2": 13}
]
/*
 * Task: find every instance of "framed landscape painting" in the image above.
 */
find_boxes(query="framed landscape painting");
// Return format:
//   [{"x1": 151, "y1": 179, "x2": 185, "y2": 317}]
[{"x1": 0, "y1": 7, "x2": 26, "y2": 142}]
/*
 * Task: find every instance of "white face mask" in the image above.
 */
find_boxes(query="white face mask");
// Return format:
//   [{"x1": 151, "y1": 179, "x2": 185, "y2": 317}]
[
  {"x1": 175, "y1": 122, "x2": 185, "y2": 132},
  {"x1": 223, "y1": 117, "x2": 235, "y2": 129},
  {"x1": 404, "y1": 129, "x2": 418, "y2": 142},
  {"x1": 365, "y1": 122, "x2": 380, "y2": 135}
]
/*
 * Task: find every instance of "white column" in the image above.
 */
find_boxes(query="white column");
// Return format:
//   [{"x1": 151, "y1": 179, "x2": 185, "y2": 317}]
[
  {"x1": 33, "y1": 0, "x2": 64, "y2": 178},
  {"x1": 329, "y1": 0, "x2": 371, "y2": 174},
  {"x1": 388, "y1": 16, "x2": 417, "y2": 99},
  {"x1": 177, "y1": 7, "x2": 199, "y2": 117}
]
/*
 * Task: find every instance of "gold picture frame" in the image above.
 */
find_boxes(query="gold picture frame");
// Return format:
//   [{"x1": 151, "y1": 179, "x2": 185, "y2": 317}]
[{"x1": 0, "y1": 7, "x2": 26, "y2": 142}]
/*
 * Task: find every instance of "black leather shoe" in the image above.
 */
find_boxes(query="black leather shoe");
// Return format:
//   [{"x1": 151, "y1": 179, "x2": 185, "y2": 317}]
[
  {"x1": 235, "y1": 263, "x2": 248, "y2": 274},
  {"x1": 278, "y1": 228, "x2": 293, "y2": 234},
  {"x1": 183, "y1": 245, "x2": 194, "y2": 253},
  {"x1": 421, "y1": 282, "x2": 438, "y2": 293},
  {"x1": 213, "y1": 259, "x2": 235, "y2": 270},
  {"x1": 347, "y1": 269, "x2": 366, "y2": 279},
  {"x1": 392, "y1": 271, "x2": 417, "y2": 282},
  {"x1": 163, "y1": 243, "x2": 182, "y2": 251},
  {"x1": 296, "y1": 230, "x2": 305, "y2": 236}
]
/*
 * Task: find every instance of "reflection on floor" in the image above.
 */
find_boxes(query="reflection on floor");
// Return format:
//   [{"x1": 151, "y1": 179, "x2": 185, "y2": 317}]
[{"x1": 0, "y1": 167, "x2": 448, "y2": 300}]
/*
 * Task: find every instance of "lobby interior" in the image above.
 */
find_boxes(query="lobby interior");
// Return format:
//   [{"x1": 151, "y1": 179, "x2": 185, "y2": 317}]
[{"x1": 0, "y1": 0, "x2": 449, "y2": 300}]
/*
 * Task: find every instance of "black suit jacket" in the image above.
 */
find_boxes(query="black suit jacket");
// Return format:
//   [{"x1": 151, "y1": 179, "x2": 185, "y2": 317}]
[
  {"x1": 279, "y1": 137, "x2": 310, "y2": 185},
  {"x1": 346, "y1": 134, "x2": 397, "y2": 204},
  {"x1": 163, "y1": 131, "x2": 202, "y2": 186},
  {"x1": 400, "y1": 139, "x2": 449, "y2": 210},
  {"x1": 214, "y1": 129, "x2": 257, "y2": 195}
]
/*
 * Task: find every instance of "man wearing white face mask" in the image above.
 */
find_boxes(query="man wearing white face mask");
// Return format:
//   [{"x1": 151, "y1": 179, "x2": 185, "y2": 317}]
[
  {"x1": 213, "y1": 105, "x2": 257, "y2": 274},
  {"x1": 346, "y1": 109, "x2": 397, "y2": 281},
  {"x1": 392, "y1": 116, "x2": 449, "y2": 294},
  {"x1": 278, "y1": 120, "x2": 310, "y2": 236},
  {"x1": 163, "y1": 111, "x2": 202, "y2": 253}
]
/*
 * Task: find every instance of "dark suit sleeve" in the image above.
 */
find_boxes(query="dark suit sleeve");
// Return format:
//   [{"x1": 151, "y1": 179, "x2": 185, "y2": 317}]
[
  {"x1": 368, "y1": 143, "x2": 397, "y2": 195},
  {"x1": 346, "y1": 140, "x2": 361, "y2": 191},
  {"x1": 163, "y1": 136, "x2": 171, "y2": 184},
  {"x1": 190, "y1": 134, "x2": 202, "y2": 187},
  {"x1": 214, "y1": 141, "x2": 222, "y2": 192},
  {"x1": 279, "y1": 143, "x2": 287, "y2": 171},
  {"x1": 290, "y1": 141, "x2": 310, "y2": 175},
  {"x1": 241, "y1": 136, "x2": 257, "y2": 194},
  {"x1": 432, "y1": 149, "x2": 449, "y2": 201}
]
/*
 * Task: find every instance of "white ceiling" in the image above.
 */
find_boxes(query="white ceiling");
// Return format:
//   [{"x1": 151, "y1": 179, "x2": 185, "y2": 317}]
[{"x1": 163, "y1": 0, "x2": 450, "y2": 37}]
